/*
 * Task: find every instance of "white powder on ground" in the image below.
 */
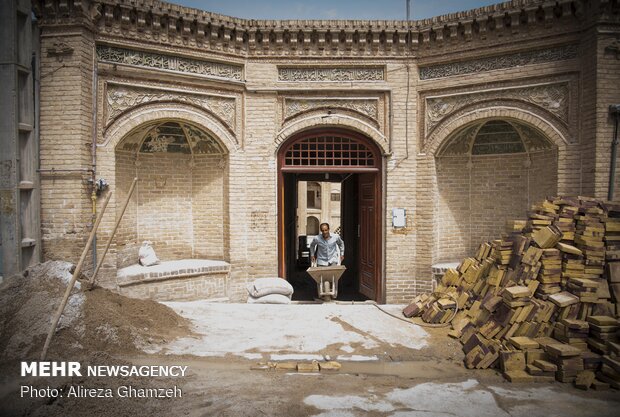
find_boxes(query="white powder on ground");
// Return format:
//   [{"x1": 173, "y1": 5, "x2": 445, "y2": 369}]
[{"x1": 161, "y1": 302, "x2": 428, "y2": 358}]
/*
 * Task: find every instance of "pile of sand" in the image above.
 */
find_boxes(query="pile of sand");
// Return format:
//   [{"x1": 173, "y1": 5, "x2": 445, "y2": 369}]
[
  {"x1": 0, "y1": 260, "x2": 191, "y2": 360},
  {"x1": 0, "y1": 260, "x2": 191, "y2": 417}
]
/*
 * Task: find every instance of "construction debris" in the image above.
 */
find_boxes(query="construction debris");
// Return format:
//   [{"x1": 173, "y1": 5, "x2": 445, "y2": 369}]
[
  {"x1": 404, "y1": 196, "x2": 620, "y2": 389},
  {"x1": 252, "y1": 360, "x2": 341, "y2": 373}
]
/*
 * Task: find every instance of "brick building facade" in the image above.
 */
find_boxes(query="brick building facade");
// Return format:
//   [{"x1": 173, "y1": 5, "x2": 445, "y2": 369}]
[{"x1": 29, "y1": 0, "x2": 620, "y2": 303}]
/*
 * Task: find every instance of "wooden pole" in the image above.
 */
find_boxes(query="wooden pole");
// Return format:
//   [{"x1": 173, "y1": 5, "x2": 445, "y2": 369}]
[
  {"x1": 41, "y1": 191, "x2": 112, "y2": 360},
  {"x1": 89, "y1": 177, "x2": 138, "y2": 287}
]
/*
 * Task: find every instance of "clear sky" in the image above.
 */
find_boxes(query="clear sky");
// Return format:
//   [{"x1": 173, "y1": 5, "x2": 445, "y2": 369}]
[{"x1": 167, "y1": 0, "x2": 503, "y2": 21}]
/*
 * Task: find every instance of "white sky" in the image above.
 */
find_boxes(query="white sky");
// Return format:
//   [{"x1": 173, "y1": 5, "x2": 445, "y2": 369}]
[{"x1": 167, "y1": 0, "x2": 504, "y2": 21}]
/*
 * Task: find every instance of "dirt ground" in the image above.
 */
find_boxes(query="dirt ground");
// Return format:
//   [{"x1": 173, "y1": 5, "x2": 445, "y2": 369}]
[{"x1": 0, "y1": 261, "x2": 619, "y2": 417}]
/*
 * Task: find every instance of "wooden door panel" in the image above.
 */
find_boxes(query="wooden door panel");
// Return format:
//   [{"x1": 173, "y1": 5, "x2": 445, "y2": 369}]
[{"x1": 359, "y1": 174, "x2": 377, "y2": 300}]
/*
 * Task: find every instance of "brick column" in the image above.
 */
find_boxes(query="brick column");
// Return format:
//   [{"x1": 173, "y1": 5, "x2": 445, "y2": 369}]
[{"x1": 39, "y1": 25, "x2": 96, "y2": 268}]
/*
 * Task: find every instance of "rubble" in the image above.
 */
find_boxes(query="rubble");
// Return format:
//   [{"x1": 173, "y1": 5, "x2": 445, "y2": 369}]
[{"x1": 404, "y1": 196, "x2": 620, "y2": 389}]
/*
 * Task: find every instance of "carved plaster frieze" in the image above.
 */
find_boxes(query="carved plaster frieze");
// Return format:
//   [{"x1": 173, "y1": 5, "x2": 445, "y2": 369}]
[
  {"x1": 118, "y1": 121, "x2": 225, "y2": 155},
  {"x1": 425, "y1": 83, "x2": 569, "y2": 136},
  {"x1": 439, "y1": 124, "x2": 478, "y2": 156},
  {"x1": 284, "y1": 98, "x2": 379, "y2": 123},
  {"x1": 106, "y1": 83, "x2": 236, "y2": 131},
  {"x1": 438, "y1": 120, "x2": 553, "y2": 157},
  {"x1": 96, "y1": 45, "x2": 243, "y2": 82},
  {"x1": 513, "y1": 123, "x2": 553, "y2": 153},
  {"x1": 425, "y1": 98, "x2": 571, "y2": 155},
  {"x1": 47, "y1": 40, "x2": 74, "y2": 62},
  {"x1": 605, "y1": 38, "x2": 620, "y2": 59},
  {"x1": 419, "y1": 45, "x2": 578, "y2": 80},
  {"x1": 278, "y1": 67, "x2": 384, "y2": 82}
]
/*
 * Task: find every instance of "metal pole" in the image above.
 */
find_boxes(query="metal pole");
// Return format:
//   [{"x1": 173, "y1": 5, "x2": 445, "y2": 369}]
[
  {"x1": 609, "y1": 105, "x2": 620, "y2": 201},
  {"x1": 406, "y1": 0, "x2": 410, "y2": 21},
  {"x1": 89, "y1": 178, "x2": 138, "y2": 287},
  {"x1": 91, "y1": 54, "x2": 98, "y2": 272}
]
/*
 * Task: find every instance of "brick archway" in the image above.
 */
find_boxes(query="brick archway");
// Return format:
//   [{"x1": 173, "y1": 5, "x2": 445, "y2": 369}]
[
  {"x1": 275, "y1": 114, "x2": 389, "y2": 156},
  {"x1": 430, "y1": 111, "x2": 562, "y2": 264},
  {"x1": 92, "y1": 104, "x2": 235, "y2": 288},
  {"x1": 277, "y1": 128, "x2": 385, "y2": 302},
  {"x1": 102, "y1": 103, "x2": 238, "y2": 154}
]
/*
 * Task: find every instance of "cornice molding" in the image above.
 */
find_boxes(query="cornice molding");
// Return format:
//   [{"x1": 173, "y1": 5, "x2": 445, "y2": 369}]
[{"x1": 33, "y1": 0, "x2": 620, "y2": 57}]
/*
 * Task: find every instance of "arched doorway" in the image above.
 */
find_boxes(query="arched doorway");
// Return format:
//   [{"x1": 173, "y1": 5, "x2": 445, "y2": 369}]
[
  {"x1": 435, "y1": 118, "x2": 558, "y2": 261},
  {"x1": 306, "y1": 216, "x2": 320, "y2": 235},
  {"x1": 277, "y1": 128, "x2": 384, "y2": 302}
]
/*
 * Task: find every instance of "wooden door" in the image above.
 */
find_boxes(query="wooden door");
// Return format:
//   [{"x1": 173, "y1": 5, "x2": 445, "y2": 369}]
[
  {"x1": 285, "y1": 174, "x2": 298, "y2": 278},
  {"x1": 358, "y1": 173, "x2": 378, "y2": 300}
]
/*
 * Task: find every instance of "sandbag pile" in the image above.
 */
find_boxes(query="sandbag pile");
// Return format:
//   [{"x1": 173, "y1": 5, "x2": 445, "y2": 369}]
[
  {"x1": 246, "y1": 277, "x2": 294, "y2": 304},
  {"x1": 403, "y1": 196, "x2": 620, "y2": 389}
]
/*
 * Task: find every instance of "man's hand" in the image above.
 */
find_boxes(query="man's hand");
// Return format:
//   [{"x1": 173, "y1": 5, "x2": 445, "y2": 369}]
[
  {"x1": 340, "y1": 256, "x2": 344, "y2": 263},
  {"x1": 311, "y1": 256, "x2": 317, "y2": 263}
]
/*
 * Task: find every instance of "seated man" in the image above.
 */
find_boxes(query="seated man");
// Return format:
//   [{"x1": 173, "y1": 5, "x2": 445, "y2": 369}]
[{"x1": 310, "y1": 222, "x2": 345, "y2": 266}]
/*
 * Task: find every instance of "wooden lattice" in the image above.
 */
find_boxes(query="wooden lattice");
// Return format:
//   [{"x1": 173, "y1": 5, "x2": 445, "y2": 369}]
[{"x1": 283, "y1": 135, "x2": 376, "y2": 167}]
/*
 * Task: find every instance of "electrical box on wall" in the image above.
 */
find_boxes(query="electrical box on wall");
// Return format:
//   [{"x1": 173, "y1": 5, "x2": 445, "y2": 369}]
[{"x1": 392, "y1": 208, "x2": 406, "y2": 228}]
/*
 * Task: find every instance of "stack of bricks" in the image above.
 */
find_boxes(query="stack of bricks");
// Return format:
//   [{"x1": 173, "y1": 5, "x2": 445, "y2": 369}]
[
  {"x1": 493, "y1": 239, "x2": 514, "y2": 266},
  {"x1": 598, "y1": 339, "x2": 620, "y2": 389},
  {"x1": 554, "y1": 319, "x2": 589, "y2": 350},
  {"x1": 575, "y1": 199, "x2": 608, "y2": 313},
  {"x1": 608, "y1": 263, "x2": 620, "y2": 317},
  {"x1": 605, "y1": 203, "x2": 620, "y2": 261},
  {"x1": 546, "y1": 342, "x2": 584, "y2": 383},
  {"x1": 536, "y1": 248, "x2": 562, "y2": 297},
  {"x1": 527, "y1": 200, "x2": 558, "y2": 233},
  {"x1": 556, "y1": 199, "x2": 579, "y2": 243},
  {"x1": 586, "y1": 316, "x2": 619, "y2": 355},
  {"x1": 403, "y1": 196, "x2": 620, "y2": 390},
  {"x1": 605, "y1": 204, "x2": 620, "y2": 317}
]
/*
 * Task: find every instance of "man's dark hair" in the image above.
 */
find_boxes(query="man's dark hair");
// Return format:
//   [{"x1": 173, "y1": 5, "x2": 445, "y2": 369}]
[{"x1": 320, "y1": 222, "x2": 330, "y2": 230}]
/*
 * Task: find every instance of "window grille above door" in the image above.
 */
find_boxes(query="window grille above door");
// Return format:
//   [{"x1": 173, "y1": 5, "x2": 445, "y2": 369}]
[{"x1": 283, "y1": 135, "x2": 377, "y2": 167}]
